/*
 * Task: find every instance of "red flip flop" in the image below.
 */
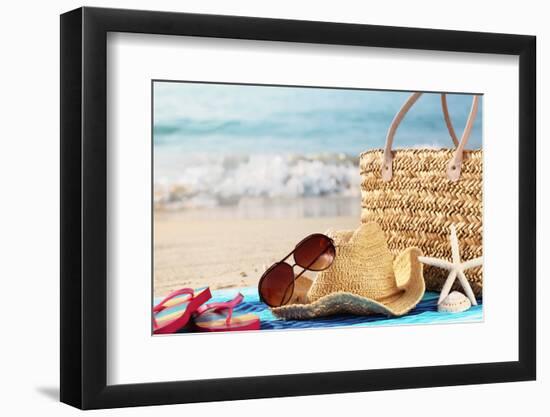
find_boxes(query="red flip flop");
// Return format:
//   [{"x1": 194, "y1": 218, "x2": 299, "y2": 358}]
[
  {"x1": 192, "y1": 293, "x2": 260, "y2": 332},
  {"x1": 153, "y1": 287, "x2": 211, "y2": 334}
]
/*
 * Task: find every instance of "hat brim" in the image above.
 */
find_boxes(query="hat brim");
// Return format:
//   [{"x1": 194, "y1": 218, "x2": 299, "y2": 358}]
[{"x1": 271, "y1": 248, "x2": 425, "y2": 320}]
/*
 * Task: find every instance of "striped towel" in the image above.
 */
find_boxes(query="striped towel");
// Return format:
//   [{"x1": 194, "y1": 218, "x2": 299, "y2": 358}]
[{"x1": 154, "y1": 286, "x2": 483, "y2": 332}]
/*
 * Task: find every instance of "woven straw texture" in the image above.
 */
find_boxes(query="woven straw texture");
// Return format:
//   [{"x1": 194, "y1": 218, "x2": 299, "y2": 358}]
[
  {"x1": 360, "y1": 148, "x2": 483, "y2": 296},
  {"x1": 271, "y1": 222, "x2": 425, "y2": 319}
]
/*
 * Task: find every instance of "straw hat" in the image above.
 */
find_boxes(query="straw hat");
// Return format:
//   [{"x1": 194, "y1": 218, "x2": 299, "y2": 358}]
[{"x1": 271, "y1": 222, "x2": 425, "y2": 319}]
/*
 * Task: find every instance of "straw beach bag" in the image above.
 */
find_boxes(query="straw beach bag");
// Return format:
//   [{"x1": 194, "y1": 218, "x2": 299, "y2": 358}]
[{"x1": 360, "y1": 93, "x2": 483, "y2": 296}]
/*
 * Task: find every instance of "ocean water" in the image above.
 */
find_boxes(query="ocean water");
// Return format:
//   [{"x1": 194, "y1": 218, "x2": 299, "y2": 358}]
[{"x1": 153, "y1": 82, "x2": 482, "y2": 210}]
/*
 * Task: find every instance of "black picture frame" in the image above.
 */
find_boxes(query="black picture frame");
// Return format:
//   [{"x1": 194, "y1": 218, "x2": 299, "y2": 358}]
[{"x1": 60, "y1": 6, "x2": 536, "y2": 410}]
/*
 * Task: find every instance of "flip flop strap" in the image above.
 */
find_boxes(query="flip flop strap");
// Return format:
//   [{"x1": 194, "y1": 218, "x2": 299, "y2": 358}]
[
  {"x1": 153, "y1": 287, "x2": 194, "y2": 313},
  {"x1": 195, "y1": 293, "x2": 244, "y2": 326}
]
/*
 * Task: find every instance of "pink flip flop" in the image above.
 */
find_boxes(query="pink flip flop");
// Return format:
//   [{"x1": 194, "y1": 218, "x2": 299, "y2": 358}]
[
  {"x1": 192, "y1": 293, "x2": 260, "y2": 332},
  {"x1": 153, "y1": 287, "x2": 211, "y2": 334}
]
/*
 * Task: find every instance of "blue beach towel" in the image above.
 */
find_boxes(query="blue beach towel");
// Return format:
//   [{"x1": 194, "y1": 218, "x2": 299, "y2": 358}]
[{"x1": 154, "y1": 286, "x2": 483, "y2": 333}]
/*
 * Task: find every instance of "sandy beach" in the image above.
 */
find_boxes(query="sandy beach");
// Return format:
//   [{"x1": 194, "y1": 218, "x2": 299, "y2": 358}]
[{"x1": 153, "y1": 199, "x2": 359, "y2": 297}]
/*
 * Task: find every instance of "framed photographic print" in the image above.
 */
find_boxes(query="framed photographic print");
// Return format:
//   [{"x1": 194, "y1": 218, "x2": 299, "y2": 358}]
[{"x1": 60, "y1": 6, "x2": 536, "y2": 409}]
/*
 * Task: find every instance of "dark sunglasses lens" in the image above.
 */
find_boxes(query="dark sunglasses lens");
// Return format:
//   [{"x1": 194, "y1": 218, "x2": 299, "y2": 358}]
[
  {"x1": 294, "y1": 235, "x2": 335, "y2": 271},
  {"x1": 259, "y1": 263, "x2": 295, "y2": 307}
]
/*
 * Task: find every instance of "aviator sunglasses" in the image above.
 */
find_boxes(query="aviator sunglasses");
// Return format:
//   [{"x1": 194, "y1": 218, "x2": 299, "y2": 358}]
[{"x1": 258, "y1": 234, "x2": 336, "y2": 307}]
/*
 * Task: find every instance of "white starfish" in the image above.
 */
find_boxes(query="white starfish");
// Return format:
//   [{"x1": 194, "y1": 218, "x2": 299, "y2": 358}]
[{"x1": 418, "y1": 224, "x2": 482, "y2": 306}]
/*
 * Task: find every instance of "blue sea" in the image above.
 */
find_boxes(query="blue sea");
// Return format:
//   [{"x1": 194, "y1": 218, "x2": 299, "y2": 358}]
[{"x1": 153, "y1": 82, "x2": 482, "y2": 210}]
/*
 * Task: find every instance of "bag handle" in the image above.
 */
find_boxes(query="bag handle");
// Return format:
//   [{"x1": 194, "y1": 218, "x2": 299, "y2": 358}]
[
  {"x1": 441, "y1": 94, "x2": 460, "y2": 147},
  {"x1": 381, "y1": 92, "x2": 480, "y2": 182}
]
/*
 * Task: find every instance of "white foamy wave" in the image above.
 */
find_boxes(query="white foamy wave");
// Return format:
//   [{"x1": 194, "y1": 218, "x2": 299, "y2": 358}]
[
  {"x1": 154, "y1": 153, "x2": 360, "y2": 210},
  {"x1": 406, "y1": 143, "x2": 443, "y2": 150}
]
